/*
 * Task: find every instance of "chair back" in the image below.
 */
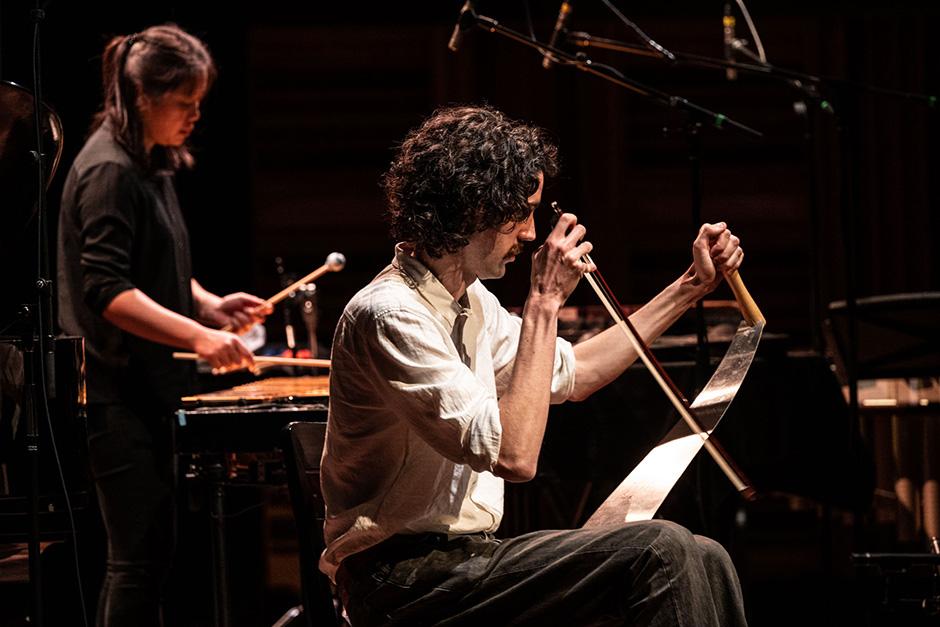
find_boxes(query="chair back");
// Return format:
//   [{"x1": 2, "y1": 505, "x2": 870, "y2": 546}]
[{"x1": 281, "y1": 420, "x2": 341, "y2": 626}]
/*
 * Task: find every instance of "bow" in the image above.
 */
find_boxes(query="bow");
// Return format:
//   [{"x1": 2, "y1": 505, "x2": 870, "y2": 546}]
[{"x1": 550, "y1": 203, "x2": 765, "y2": 526}]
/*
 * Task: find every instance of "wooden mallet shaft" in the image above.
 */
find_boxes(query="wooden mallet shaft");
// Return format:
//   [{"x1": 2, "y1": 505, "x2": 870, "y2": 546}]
[
  {"x1": 173, "y1": 352, "x2": 331, "y2": 369},
  {"x1": 221, "y1": 252, "x2": 346, "y2": 332}
]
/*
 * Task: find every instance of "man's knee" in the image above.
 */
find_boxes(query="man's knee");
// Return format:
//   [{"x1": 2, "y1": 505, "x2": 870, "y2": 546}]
[
  {"x1": 693, "y1": 534, "x2": 738, "y2": 577},
  {"x1": 641, "y1": 519, "x2": 698, "y2": 555}
]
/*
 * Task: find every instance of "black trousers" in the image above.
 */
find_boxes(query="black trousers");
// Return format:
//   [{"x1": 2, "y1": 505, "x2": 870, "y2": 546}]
[
  {"x1": 339, "y1": 521, "x2": 748, "y2": 626},
  {"x1": 86, "y1": 403, "x2": 175, "y2": 627}
]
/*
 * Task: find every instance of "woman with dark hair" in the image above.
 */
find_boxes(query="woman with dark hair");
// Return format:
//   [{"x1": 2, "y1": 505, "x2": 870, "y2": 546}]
[{"x1": 57, "y1": 24, "x2": 269, "y2": 625}]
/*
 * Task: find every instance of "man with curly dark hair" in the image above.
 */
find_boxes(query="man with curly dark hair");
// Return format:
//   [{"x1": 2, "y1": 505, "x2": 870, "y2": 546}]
[
  {"x1": 383, "y1": 105, "x2": 559, "y2": 259},
  {"x1": 321, "y1": 105, "x2": 748, "y2": 626}
]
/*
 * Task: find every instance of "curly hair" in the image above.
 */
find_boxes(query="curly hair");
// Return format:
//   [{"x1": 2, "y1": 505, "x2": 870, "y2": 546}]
[{"x1": 382, "y1": 105, "x2": 559, "y2": 258}]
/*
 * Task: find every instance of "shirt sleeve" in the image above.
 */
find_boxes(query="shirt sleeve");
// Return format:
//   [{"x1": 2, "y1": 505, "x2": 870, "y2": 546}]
[
  {"x1": 486, "y1": 297, "x2": 577, "y2": 404},
  {"x1": 73, "y1": 162, "x2": 141, "y2": 314},
  {"x1": 360, "y1": 306, "x2": 502, "y2": 473}
]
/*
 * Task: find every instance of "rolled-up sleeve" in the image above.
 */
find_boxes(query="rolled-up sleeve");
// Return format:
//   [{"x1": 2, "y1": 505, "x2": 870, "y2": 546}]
[
  {"x1": 364, "y1": 308, "x2": 502, "y2": 472},
  {"x1": 74, "y1": 162, "x2": 139, "y2": 314},
  {"x1": 488, "y1": 300, "x2": 577, "y2": 404}
]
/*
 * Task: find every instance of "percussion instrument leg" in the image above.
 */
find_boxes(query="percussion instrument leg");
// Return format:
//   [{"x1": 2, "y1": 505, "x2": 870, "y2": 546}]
[
  {"x1": 271, "y1": 605, "x2": 304, "y2": 627},
  {"x1": 208, "y1": 464, "x2": 231, "y2": 627}
]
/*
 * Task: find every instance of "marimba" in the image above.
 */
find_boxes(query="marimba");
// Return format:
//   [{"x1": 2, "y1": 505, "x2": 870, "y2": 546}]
[{"x1": 176, "y1": 376, "x2": 328, "y2": 627}]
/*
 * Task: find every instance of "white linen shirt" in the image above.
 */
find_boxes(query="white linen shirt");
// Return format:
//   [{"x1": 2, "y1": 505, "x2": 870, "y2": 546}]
[{"x1": 319, "y1": 244, "x2": 577, "y2": 578}]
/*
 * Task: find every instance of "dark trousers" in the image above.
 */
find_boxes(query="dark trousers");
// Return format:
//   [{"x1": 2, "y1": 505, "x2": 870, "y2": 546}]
[
  {"x1": 339, "y1": 520, "x2": 748, "y2": 626},
  {"x1": 86, "y1": 403, "x2": 175, "y2": 627}
]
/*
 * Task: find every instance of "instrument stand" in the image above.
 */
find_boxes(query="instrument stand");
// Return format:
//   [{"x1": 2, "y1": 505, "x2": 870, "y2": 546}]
[
  {"x1": 176, "y1": 400, "x2": 329, "y2": 627},
  {"x1": 194, "y1": 451, "x2": 312, "y2": 626},
  {"x1": 19, "y1": 313, "x2": 44, "y2": 627},
  {"x1": 271, "y1": 606, "x2": 304, "y2": 627},
  {"x1": 207, "y1": 463, "x2": 232, "y2": 627},
  {"x1": 297, "y1": 283, "x2": 319, "y2": 359},
  {"x1": 274, "y1": 257, "x2": 299, "y2": 359}
]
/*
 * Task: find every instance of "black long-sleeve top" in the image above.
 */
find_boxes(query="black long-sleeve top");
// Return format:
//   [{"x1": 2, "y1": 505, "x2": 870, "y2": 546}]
[{"x1": 57, "y1": 122, "x2": 196, "y2": 409}]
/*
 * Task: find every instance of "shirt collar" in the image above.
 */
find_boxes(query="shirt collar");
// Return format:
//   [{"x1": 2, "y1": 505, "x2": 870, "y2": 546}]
[{"x1": 392, "y1": 243, "x2": 473, "y2": 327}]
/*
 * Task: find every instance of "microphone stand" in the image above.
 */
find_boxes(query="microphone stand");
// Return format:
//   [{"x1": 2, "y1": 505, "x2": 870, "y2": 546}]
[
  {"x1": 568, "y1": 25, "x2": 938, "y2": 557},
  {"x1": 566, "y1": 31, "x2": 836, "y2": 355},
  {"x1": 459, "y1": 3, "x2": 764, "y2": 388},
  {"x1": 23, "y1": 3, "x2": 56, "y2": 624},
  {"x1": 683, "y1": 115, "x2": 711, "y2": 388},
  {"x1": 461, "y1": 8, "x2": 769, "y2": 406},
  {"x1": 567, "y1": 31, "x2": 937, "y2": 110},
  {"x1": 565, "y1": 26, "x2": 936, "y2": 408},
  {"x1": 453, "y1": 8, "x2": 766, "y2": 517},
  {"x1": 459, "y1": 10, "x2": 764, "y2": 139},
  {"x1": 457, "y1": 9, "x2": 763, "y2": 389}
]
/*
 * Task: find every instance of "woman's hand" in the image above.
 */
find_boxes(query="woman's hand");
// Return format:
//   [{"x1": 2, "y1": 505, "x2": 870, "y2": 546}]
[
  {"x1": 191, "y1": 327, "x2": 257, "y2": 374},
  {"x1": 196, "y1": 289, "x2": 273, "y2": 334}
]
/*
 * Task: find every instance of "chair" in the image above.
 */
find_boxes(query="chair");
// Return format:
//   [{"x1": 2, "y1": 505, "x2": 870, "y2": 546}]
[{"x1": 280, "y1": 420, "x2": 345, "y2": 626}]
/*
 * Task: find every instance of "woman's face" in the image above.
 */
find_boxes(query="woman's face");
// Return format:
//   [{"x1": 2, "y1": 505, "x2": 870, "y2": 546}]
[{"x1": 139, "y1": 77, "x2": 207, "y2": 150}]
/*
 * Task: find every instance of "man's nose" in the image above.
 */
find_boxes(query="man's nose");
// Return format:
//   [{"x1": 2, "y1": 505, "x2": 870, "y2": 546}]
[{"x1": 520, "y1": 215, "x2": 536, "y2": 241}]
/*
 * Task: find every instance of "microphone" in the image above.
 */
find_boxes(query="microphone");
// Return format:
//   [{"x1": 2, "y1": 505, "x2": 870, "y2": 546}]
[
  {"x1": 448, "y1": 1, "x2": 475, "y2": 52},
  {"x1": 542, "y1": 1, "x2": 574, "y2": 70},
  {"x1": 723, "y1": 3, "x2": 737, "y2": 81}
]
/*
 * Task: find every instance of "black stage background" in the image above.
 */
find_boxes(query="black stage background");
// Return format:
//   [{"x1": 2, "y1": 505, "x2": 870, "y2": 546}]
[
  {"x1": 2, "y1": 0, "x2": 938, "y2": 344},
  {"x1": 2, "y1": 1, "x2": 939, "y2": 625}
]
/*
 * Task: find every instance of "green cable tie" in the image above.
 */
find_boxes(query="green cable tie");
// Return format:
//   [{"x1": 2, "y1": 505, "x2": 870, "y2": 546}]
[
  {"x1": 821, "y1": 100, "x2": 832, "y2": 111},
  {"x1": 929, "y1": 96, "x2": 937, "y2": 109},
  {"x1": 714, "y1": 113, "x2": 726, "y2": 128}
]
